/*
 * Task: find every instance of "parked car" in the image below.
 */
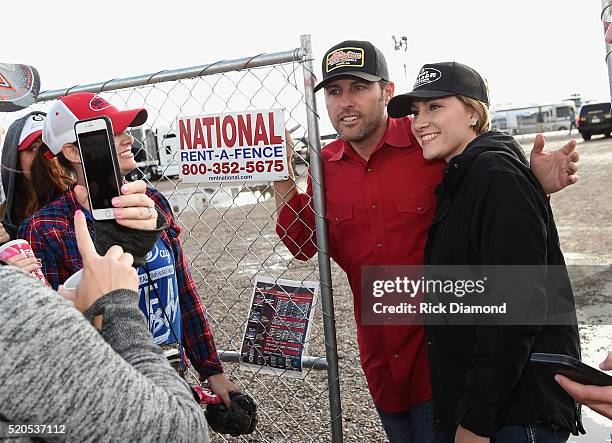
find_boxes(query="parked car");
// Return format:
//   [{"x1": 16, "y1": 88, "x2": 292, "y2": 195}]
[{"x1": 577, "y1": 102, "x2": 612, "y2": 141}]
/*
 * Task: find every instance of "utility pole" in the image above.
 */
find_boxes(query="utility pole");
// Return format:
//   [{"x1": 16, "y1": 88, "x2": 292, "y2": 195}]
[
  {"x1": 602, "y1": 0, "x2": 612, "y2": 100},
  {"x1": 391, "y1": 35, "x2": 408, "y2": 90}
]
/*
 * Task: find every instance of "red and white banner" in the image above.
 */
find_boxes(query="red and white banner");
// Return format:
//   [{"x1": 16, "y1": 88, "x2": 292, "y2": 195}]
[{"x1": 177, "y1": 109, "x2": 288, "y2": 183}]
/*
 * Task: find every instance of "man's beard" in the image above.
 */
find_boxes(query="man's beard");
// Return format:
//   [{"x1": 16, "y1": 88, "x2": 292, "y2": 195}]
[
  {"x1": 336, "y1": 112, "x2": 384, "y2": 143},
  {"x1": 334, "y1": 94, "x2": 386, "y2": 143},
  {"x1": 337, "y1": 121, "x2": 367, "y2": 142}
]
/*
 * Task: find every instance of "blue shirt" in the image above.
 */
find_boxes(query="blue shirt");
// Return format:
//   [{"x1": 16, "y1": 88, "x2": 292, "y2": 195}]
[{"x1": 138, "y1": 239, "x2": 182, "y2": 346}]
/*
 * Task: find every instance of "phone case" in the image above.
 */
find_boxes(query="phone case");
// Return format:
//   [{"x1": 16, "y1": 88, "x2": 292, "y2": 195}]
[
  {"x1": 530, "y1": 353, "x2": 612, "y2": 386},
  {"x1": 74, "y1": 116, "x2": 123, "y2": 221}
]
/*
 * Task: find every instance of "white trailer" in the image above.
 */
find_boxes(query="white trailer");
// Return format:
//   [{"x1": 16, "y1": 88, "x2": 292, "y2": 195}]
[
  {"x1": 155, "y1": 126, "x2": 180, "y2": 178},
  {"x1": 123, "y1": 126, "x2": 181, "y2": 180},
  {"x1": 491, "y1": 101, "x2": 576, "y2": 135},
  {"x1": 125, "y1": 127, "x2": 161, "y2": 181}
]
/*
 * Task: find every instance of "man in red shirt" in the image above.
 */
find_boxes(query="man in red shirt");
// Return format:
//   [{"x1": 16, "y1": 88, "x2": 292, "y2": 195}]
[{"x1": 273, "y1": 40, "x2": 580, "y2": 442}]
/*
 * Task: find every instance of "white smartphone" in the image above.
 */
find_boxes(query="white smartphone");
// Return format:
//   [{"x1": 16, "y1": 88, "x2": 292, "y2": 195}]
[{"x1": 74, "y1": 116, "x2": 123, "y2": 221}]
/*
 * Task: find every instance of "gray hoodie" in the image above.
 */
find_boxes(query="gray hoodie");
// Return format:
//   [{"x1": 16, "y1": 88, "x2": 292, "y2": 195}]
[
  {"x1": 0, "y1": 111, "x2": 47, "y2": 236},
  {"x1": 0, "y1": 266, "x2": 210, "y2": 442}
]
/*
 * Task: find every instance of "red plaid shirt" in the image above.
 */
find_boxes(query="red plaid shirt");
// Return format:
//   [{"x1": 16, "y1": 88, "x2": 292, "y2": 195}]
[
  {"x1": 18, "y1": 185, "x2": 223, "y2": 379},
  {"x1": 277, "y1": 117, "x2": 446, "y2": 412}
]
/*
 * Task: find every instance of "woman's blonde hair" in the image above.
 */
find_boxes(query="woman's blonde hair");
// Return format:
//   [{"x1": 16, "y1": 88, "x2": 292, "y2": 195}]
[{"x1": 456, "y1": 95, "x2": 490, "y2": 134}]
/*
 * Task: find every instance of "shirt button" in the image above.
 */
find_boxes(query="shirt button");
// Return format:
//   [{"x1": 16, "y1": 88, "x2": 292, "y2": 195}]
[
  {"x1": 371, "y1": 204, "x2": 377, "y2": 210},
  {"x1": 367, "y1": 168, "x2": 373, "y2": 172},
  {"x1": 393, "y1": 353, "x2": 400, "y2": 359},
  {"x1": 376, "y1": 242, "x2": 383, "y2": 248},
  {"x1": 334, "y1": 217, "x2": 339, "y2": 222},
  {"x1": 416, "y1": 206, "x2": 424, "y2": 214}
]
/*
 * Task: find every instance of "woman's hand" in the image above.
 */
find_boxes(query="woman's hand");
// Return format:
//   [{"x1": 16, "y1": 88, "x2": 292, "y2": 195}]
[
  {"x1": 555, "y1": 351, "x2": 612, "y2": 420},
  {"x1": 112, "y1": 181, "x2": 158, "y2": 230},
  {"x1": 3, "y1": 254, "x2": 41, "y2": 273},
  {"x1": 0, "y1": 224, "x2": 10, "y2": 244},
  {"x1": 207, "y1": 373, "x2": 240, "y2": 408},
  {"x1": 74, "y1": 180, "x2": 158, "y2": 230},
  {"x1": 72, "y1": 210, "x2": 138, "y2": 318}
]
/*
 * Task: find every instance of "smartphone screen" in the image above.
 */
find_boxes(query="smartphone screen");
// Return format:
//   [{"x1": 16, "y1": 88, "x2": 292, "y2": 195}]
[{"x1": 77, "y1": 129, "x2": 121, "y2": 211}]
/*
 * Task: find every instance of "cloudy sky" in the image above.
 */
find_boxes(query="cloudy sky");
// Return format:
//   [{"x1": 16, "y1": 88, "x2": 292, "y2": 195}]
[{"x1": 2, "y1": 0, "x2": 611, "y2": 121}]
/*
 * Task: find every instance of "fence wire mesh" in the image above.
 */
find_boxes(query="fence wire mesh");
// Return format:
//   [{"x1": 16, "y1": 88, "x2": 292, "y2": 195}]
[{"x1": 1, "y1": 41, "x2": 340, "y2": 443}]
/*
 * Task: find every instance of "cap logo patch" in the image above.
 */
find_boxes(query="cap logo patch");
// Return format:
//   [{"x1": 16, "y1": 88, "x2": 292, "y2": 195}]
[
  {"x1": 326, "y1": 47, "x2": 364, "y2": 73},
  {"x1": 89, "y1": 96, "x2": 112, "y2": 112},
  {"x1": 414, "y1": 67, "x2": 442, "y2": 89}
]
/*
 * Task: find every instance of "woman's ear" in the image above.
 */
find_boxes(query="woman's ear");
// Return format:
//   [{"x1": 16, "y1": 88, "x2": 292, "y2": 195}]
[
  {"x1": 61, "y1": 143, "x2": 81, "y2": 163},
  {"x1": 466, "y1": 105, "x2": 479, "y2": 127},
  {"x1": 469, "y1": 108, "x2": 478, "y2": 126}
]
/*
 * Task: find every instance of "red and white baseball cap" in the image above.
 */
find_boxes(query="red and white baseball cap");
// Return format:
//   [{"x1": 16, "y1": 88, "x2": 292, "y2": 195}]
[
  {"x1": 18, "y1": 114, "x2": 45, "y2": 151},
  {"x1": 42, "y1": 92, "x2": 147, "y2": 159}
]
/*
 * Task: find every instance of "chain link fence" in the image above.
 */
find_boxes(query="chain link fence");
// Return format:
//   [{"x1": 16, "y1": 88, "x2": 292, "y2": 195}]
[{"x1": 2, "y1": 35, "x2": 343, "y2": 442}]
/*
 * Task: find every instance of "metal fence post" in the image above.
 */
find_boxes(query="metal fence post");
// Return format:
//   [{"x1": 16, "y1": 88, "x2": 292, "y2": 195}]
[
  {"x1": 300, "y1": 34, "x2": 344, "y2": 443},
  {"x1": 602, "y1": 0, "x2": 612, "y2": 100}
]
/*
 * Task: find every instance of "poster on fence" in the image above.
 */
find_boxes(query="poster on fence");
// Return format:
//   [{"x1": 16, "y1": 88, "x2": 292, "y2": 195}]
[
  {"x1": 239, "y1": 276, "x2": 318, "y2": 378},
  {"x1": 177, "y1": 108, "x2": 289, "y2": 183}
]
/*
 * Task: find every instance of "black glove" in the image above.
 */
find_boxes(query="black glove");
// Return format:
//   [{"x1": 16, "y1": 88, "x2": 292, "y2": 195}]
[
  {"x1": 93, "y1": 211, "x2": 167, "y2": 268},
  {"x1": 205, "y1": 391, "x2": 258, "y2": 437}
]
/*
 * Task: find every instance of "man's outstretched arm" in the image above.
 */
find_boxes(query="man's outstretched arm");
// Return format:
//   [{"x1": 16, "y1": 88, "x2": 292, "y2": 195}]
[
  {"x1": 530, "y1": 135, "x2": 579, "y2": 195},
  {"x1": 273, "y1": 130, "x2": 318, "y2": 260}
]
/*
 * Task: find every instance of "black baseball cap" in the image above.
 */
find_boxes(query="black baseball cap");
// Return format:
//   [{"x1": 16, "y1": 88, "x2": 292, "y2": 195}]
[
  {"x1": 313, "y1": 40, "x2": 389, "y2": 92},
  {"x1": 387, "y1": 61, "x2": 489, "y2": 118}
]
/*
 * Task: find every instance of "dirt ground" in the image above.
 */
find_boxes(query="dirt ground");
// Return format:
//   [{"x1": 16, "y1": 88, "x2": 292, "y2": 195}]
[{"x1": 165, "y1": 131, "x2": 611, "y2": 442}]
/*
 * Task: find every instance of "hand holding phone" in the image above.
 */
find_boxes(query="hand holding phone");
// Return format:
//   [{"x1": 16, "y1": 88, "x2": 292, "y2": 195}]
[
  {"x1": 74, "y1": 116, "x2": 123, "y2": 221},
  {"x1": 548, "y1": 352, "x2": 612, "y2": 420},
  {"x1": 530, "y1": 353, "x2": 612, "y2": 386}
]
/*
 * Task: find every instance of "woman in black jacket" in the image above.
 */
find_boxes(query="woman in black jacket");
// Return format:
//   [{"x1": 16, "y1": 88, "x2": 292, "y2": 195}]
[{"x1": 387, "y1": 62, "x2": 582, "y2": 443}]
